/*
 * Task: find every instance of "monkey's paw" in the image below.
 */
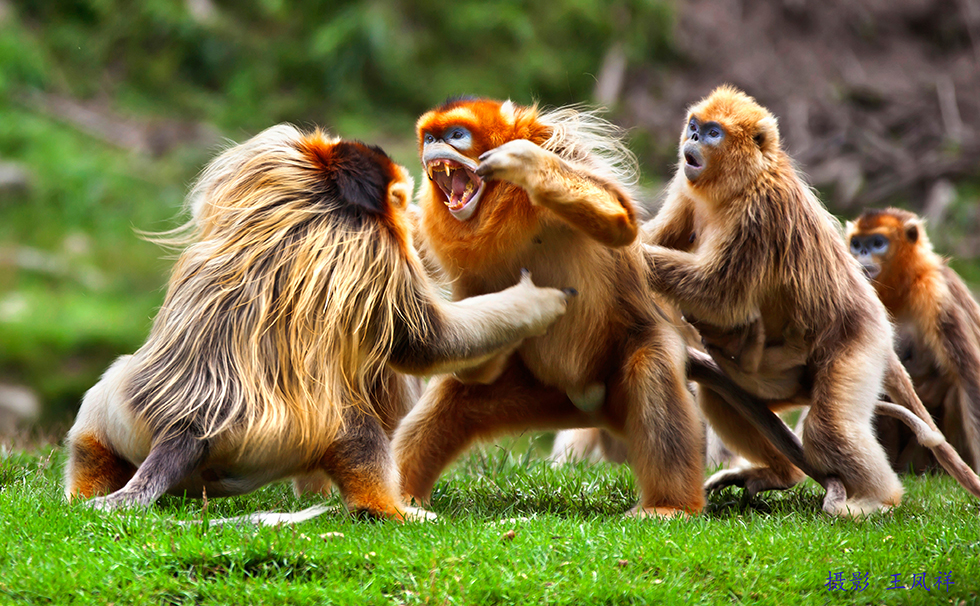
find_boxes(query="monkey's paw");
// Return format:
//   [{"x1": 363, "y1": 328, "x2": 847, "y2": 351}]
[
  {"x1": 824, "y1": 496, "x2": 896, "y2": 518},
  {"x1": 704, "y1": 466, "x2": 803, "y2": 497},
  {"x1": 475, "y1": 139, "x2": 544, "y2": 189},
  {"x1": 84, "y1": 490, "x2": 150, "y2": 512},
  {"x1": 626, "y1": 505, "x2": 691, "y2": 519},
  {"x1": 401, "y1": 506, "x2": 438, "y2": 522},
  {"x1": 512, "y1": 270, "x2": 576, "y2": 336}
]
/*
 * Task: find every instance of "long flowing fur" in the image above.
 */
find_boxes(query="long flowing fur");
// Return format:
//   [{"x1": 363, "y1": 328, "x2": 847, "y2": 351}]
[
  {"x1": 535, "y1": 105, "x2": 640, "y2": 199},
  {"x1": 126, "y1": 125, "x2": 427, "y2": 458}
]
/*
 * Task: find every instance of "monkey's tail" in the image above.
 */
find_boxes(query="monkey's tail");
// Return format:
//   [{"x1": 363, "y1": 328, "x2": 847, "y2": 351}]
[
  {"x1": 884, "y1": 353, "x2": 980, "y2": 499},
  {"x1": 686, "y1": 348, "x2": 828, "y2": 484}
]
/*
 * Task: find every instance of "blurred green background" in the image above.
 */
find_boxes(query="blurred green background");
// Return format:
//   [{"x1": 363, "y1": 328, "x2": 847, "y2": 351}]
[{"x1": 0, "y1": 0, "x2": 978, "y2": 433}]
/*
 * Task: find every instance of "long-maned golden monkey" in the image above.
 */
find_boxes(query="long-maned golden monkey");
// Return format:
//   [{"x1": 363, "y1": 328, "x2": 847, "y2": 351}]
[
  {"x1": 392, "y1": 97, "x2": 708, "y2": 517},
  {"x1": 63, "y1": 124, "x2": 573, "y2": 521},
  {"x1": 643, "y1": 85, "x2": 980, "y2": 515},
  {"x1": 848, "y1": 207, "x2": 980, "y2": 473}
]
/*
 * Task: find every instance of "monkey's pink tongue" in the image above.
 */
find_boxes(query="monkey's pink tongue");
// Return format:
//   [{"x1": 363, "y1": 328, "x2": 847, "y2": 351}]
[{"x1": 449, "y1": 170, "x2": 469, "y2": 209}]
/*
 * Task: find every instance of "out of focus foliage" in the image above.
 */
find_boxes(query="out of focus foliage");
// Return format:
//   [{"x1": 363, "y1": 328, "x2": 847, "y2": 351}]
[{"x1": 11, "y1": 0, "x2": 673, "y2": 130}]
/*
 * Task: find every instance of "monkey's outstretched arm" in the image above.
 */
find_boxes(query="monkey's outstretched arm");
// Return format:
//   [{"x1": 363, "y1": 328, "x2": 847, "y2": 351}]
[
  {"x1": 644, "y1": 244, "x2": 761, "y2": 326},
  {"x1": 389, "y1": 271, "x2": 572, "y2": 377},
  {"x1": 641, "y1": 197, "x2": 695, "y2": 251},
  {"x1": 476, "y1": 140, "x2": 637, "y2": 247}
]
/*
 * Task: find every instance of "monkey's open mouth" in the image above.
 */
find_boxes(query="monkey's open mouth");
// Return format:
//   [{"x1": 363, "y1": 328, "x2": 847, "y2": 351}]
[
  {"x1": 682, "y1": 144, "x2": 705, "y2": 182},
  {"x1": 426, "y1": 158, "x2": 486, "y2": 221},
  {"x1": 861, "y1": 263, "x2": 881, "y2": 280}
]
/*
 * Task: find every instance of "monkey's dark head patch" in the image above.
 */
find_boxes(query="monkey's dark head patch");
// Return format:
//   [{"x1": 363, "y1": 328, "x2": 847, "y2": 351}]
[
  {"x1": 297, "y1": 134, "x2": 396, "y2": 216},
  {"x1": 438, "y1": 94, "x2": 486, "y2": 112}
]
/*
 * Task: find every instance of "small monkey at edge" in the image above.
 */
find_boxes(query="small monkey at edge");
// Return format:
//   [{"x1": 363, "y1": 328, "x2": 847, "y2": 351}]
[
  {"x1": 63, "y1": 124, "x2": 572, "y2": 520},
  {"x1": 644, "y1": 85, "x2": 980, "y2": 515},
  {"x1": 848, "y1": 207, "x2": 980, "y2": 472}
]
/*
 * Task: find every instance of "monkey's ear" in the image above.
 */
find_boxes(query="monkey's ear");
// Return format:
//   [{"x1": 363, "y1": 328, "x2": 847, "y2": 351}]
[
  {"x1": 387, "y1": 164, "x2": 414, "y2": 211},
  {"x1": 753, "y1": 116, "x2": 779, "y2": 151},
  {"x1": 905, "y1": 223, "x2": 919, "y2": 244}
]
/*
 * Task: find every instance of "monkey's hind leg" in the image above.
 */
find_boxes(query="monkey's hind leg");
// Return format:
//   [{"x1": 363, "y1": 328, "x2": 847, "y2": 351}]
[
  {"x1": 85, "y1": 433, "x2": 208, "y2": 511},
  {"x1": 320, "y1": 409, "x2": 435, "y2": 522},
  {"x1": 393, "y1": 358, "x2": 579, "y2": 505},
  {"x1": 803, "y1": 355, "x2": 904, "y2": 517},
  {"x1": 614, "y1": 335, "x2": 706, "y2": 517},
  {"x1": 64, "y1": 433, "x2": 136, "y2": 500}
]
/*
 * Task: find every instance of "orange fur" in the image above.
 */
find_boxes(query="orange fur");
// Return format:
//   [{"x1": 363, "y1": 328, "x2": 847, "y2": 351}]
[
  {"x1": 65, "y1": 433, "x2": 135, "y2": 499},
  {"x1": 394, "y1": 98, "x2": 705, "y2": 517}
]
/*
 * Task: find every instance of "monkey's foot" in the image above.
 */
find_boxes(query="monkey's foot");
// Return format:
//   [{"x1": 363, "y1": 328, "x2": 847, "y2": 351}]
[
  {"x1": 625, "y1": 505, "x2": 691, "y2": 519},
  {"x1": 823, "y1": 495, "x2": 897, "y2": 518},
  {"x1": 399, "y1": 505, "x2": 438, "y2": 522},
  {"x1": 820, "y1": 476, "x2": 847, "y2": 514},
  {"x1": 83, "y1": 490, "x2": 150, "y2": 511},
  {"x1": 704, "y1": 465, "x2": 803, "y2": 497}
]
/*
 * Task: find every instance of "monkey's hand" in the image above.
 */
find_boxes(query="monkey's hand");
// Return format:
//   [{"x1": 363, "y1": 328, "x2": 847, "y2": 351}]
[
  {"x1": 476, "y1": 139, "x2": 551, "y2": 194},
  {"x1": 509, "y1": 269, "x2": 577, "y2": 337},
  {"x1": 478, "y1": 140, "x2": 637, "y2": 247}
]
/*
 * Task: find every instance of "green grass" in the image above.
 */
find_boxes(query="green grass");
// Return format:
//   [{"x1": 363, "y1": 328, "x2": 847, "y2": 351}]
[{"x1": 1, "y1": 441, "x2": 978, "y2": 605}]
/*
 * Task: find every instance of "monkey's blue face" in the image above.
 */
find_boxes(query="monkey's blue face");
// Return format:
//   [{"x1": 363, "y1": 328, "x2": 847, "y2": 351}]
[
  {"x1": 682, "y1": 117, "x2": 725, "y2": 183},
  {"x1": 849, "y1": 234, "x2": 889, "y2": 279}
]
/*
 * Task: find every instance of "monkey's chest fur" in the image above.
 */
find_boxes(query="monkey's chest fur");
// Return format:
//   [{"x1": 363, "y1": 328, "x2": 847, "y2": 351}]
[{"x1": 446, "y1": 225, "x2": 645, "y2": 394}]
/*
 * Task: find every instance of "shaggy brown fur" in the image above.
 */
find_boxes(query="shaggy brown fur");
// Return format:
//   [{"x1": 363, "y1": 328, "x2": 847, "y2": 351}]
[
  {"x1": 392, "y1": 97, "x2": 707, "y2": 517},
  {"x1": 643, "y1": 86, "x2": 980, "y2": 515},
  {"x1": 848, "y1": 208, "x2": 980, "y2": 472},
  {"x1": 63, "y1": 124, "x2": 572, "y2": 520}
]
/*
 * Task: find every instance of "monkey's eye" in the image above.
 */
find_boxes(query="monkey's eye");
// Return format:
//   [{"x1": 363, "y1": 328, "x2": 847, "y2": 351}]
[
  {"x1": 423, "y1": 133, "x2": 436, "y2": 144},
  {"x1": 871, "y1": 236, "x2": 888, "y2": 252},
  {"x1": 702, "y1": 122, "x2": 724, "y2": 144},
  {"x1": 689, "y1": 120, "x2": 697, "y2": 132},
  {"x1": 850, "y1": 238, "x2": 861, "y2": 253},
  {"x1": 445, "y1": 127, "x2": 472, "y2": 150}
]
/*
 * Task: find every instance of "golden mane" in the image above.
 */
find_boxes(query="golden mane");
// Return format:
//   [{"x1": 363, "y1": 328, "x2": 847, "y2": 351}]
[{"x1": 126, "y1": 125, "x2": 427, "y2": 458}]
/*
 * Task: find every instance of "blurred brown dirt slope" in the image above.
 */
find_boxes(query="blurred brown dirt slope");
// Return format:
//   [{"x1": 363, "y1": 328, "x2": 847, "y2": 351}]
[{"x1": 623, "y1": 0, "x2": 980, "y2": 213}]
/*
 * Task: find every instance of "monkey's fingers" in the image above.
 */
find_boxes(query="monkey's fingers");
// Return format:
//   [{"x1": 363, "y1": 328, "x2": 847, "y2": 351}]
[
  {"x1": 398, "y1": 505, "x2": 438, "y2": 522},
  {"x1": 475, "y1": 140, "x2": 539, "y2": 188}
]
